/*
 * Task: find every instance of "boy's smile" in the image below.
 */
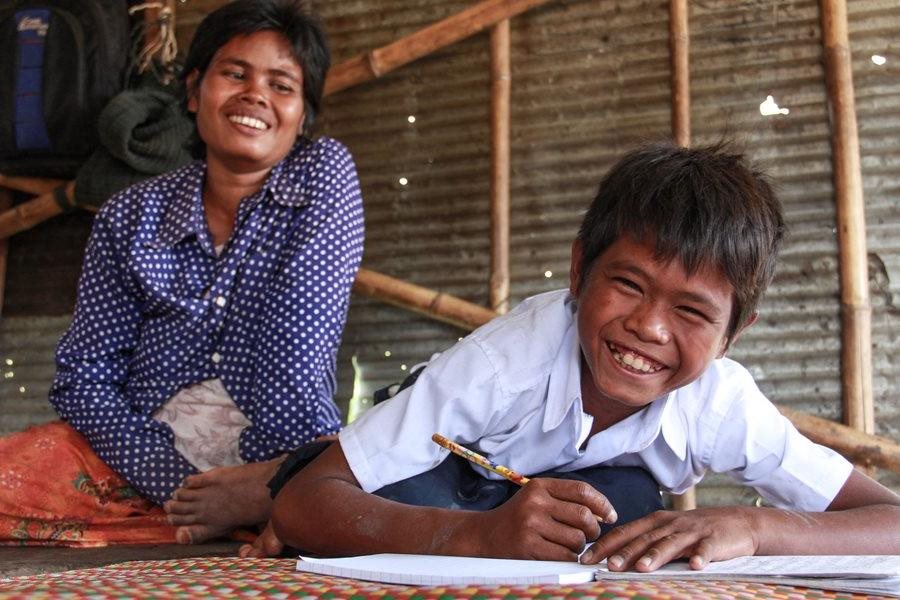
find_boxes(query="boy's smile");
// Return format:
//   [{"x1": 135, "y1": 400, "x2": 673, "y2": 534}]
[
  {"x1": 187, "y1": 30, "x2": 305, "y2": 175},
  {"x1": 570, "y1": 235, "x2": 744, "y2": 429}
]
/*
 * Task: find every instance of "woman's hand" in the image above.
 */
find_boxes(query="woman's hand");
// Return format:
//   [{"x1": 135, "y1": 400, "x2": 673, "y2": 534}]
[
  {"x1": 581, "y1": 507, "x2": 759, "y2": 570},
  {"x1": 470, "y1": 478, "x2": 617, "y2": 561}
]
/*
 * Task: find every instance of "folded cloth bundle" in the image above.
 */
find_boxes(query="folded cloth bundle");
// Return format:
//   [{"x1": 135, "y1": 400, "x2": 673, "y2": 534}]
[{"x1": 74, "y1": 87, "x2": 195, "y2": 210}]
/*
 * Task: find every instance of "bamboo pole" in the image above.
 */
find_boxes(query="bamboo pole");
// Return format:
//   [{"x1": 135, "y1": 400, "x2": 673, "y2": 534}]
[
  {"x1": 324, "y1": 0, "x2": 552, "y2": 96},
  {"x1": 0, "y1": 182, "x2": 78, "y2": 242},
  {"x1": 0, "y1": 174, "x2": 65, "y2": 196},
  {"x1": 489, "y1": 20, "x2": 511, "y2": 315},
  {"x1": 778, "y1": 405, "x2": 899, "y2": 472},
  {"x1": 819, "y1": 0, "x2": 874, "y2": 436},
  {"x1": 353, "y1": 267, "x2": 498, "y2": 331},
  {"x1": 668, "y1": 0, "x2": 695, "y2": 511},
  {"x1": 0, "y1": 188, "x2": 12, "y2": 317},
  {"x1": 669, "y1": 0, "x2": 690, "y2": 148}
]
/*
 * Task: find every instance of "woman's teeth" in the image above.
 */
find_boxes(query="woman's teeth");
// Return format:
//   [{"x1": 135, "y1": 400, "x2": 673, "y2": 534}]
[{"x1": 229, "y1": 115, "x2": 268, "y2": 130}]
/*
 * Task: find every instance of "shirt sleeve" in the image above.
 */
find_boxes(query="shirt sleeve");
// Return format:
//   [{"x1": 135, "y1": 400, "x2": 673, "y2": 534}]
[
  {"x1": 339, "y1": 338, "x2": 506, "y2": 493},
  {"x1": 50, "y1": 211, "x2": 196, "y2": 505},
  {"x1": 704, "y1": 367, "x2": 853, "y2": 511},
  {"x1": 238, "y1": 141, "x2": 365, "y2": 461}
]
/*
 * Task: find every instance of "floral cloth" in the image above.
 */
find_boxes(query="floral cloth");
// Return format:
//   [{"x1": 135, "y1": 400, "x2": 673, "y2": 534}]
[{"x1": 0, "y1": 421, "x2": 176, "y2": 546}]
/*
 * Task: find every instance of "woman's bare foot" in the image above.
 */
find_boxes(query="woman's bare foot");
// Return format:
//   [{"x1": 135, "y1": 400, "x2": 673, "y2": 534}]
[
  {"x1": 164, "y1": 457, "x2": 284, "y2": 544},
  {"x1": 239, "y1": 520, "x2": 284, "y2": 558}
]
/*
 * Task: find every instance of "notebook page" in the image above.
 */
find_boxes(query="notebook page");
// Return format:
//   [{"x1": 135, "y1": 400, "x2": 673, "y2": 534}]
[
  {"x1": 297, "y1": 554, "x2": 596, "y2": 585},
  {"x1": 595, "y1": 554, "x2": 900, "y2": 580}
]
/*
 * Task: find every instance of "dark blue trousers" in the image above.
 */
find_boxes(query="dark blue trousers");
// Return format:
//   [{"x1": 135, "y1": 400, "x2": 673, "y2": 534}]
[{"x1": 270, "y1": 441, "x2": 662, "y2": 534}]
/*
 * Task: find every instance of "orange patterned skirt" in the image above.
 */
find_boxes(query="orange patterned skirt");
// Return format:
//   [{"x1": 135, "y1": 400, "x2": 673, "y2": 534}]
[{"x1": 0, "y1": 421, "x2": 178, "y2": 547}]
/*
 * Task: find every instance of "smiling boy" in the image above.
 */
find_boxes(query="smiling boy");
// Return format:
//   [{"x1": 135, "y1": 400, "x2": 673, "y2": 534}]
[{"x1": 248, "y1": 143, "x2": 899, "y2": 568}]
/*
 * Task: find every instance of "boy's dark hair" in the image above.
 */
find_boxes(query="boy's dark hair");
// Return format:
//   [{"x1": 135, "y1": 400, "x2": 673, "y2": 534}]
[
  {"x1": 577, "y1": 142, "x2": 785, "y2": 342},
  {"x1": 180, "y1": 0, "x2": 330, "y2": 138}
]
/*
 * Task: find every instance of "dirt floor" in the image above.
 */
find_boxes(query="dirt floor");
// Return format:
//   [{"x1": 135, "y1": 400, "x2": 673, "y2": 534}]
[{"x1": 0, "y1": 541, "x2": 242, "y2": 578}]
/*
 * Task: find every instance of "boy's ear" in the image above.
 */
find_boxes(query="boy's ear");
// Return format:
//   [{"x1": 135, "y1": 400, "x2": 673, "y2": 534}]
[
  {"x1": 186, "y1": 70, "x2": 200, "y2": 114},
  {"x1": 719, "y1": 311, "x2": 758, "y2": 357},
  {"x1": 569, "y1": 239, "x2": 584, "y2": 296}
]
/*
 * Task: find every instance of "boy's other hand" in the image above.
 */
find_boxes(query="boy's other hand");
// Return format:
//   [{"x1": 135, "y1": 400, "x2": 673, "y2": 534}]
[
  {"x1": 472, "y1": 478, "x2": 616, "y2": 561},
  {"x1": 580, "y1": 507, "x2": 758, "y2": 569},
  {"x1": 239, "y1": 520, "x2": 284, "y2": 558}
]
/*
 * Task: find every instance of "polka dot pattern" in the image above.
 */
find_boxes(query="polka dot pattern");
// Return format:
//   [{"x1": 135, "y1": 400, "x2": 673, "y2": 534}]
[{"x1": 49, "y1": 137, "x2": 365, "y2": 505}]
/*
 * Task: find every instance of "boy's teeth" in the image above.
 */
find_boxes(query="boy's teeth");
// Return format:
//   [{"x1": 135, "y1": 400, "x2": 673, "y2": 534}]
[
  {"x1": 612, "y1": 347, "x2": 659, "y2": 373},
  {"x1": 229, "y1": 115, "x2": 267, "y2": 130}
]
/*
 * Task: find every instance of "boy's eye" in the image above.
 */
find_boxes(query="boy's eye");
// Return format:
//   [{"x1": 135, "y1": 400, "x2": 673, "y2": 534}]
[
  {"x1": 613, "y1": 277, "x2": 641, "y2": 292},
  {"x1": 677, "y1": 305, "x2": 711, "y2": 321},
  {"x1": 224, "y1": 70, "x2": 244, "y2": 80}
]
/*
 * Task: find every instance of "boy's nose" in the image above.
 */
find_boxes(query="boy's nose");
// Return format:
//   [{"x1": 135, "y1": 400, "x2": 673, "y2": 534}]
[{"x1": 623, "y1": 303, "x2": 671, "y2": 345}]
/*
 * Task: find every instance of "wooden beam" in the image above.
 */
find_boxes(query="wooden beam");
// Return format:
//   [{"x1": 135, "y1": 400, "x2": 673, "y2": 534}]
[
  {"x1": 779, "y1": 405, "x2": 898, "y2": 472},
  {"x1": 669, "y1": 0, "x2": 690, "y2": 147},
  {"x1": 353, "y1": 268, "x2": 497, "y2": 332},
  {"x1": 819, "y1": 0, "x2": 874, "y2": 436},
  {"x1": 0, "y1": 182, "x2": 78, "y2": 242},
  {"x1": 324, "y1": 0, "x2": 552, "y2": 96},
  {"x1": 489, "y1": 20, "x2": 511, "y2": 315},
  {"x1": 0, "y1": 188, "x2": 12, "y2": 317},
  {"x1": 669, "y1": 0, "x2": 695, "y2": 511}
]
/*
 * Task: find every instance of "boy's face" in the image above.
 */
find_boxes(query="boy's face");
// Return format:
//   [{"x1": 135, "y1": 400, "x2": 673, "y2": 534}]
[
  {"x1": 187, "y1": 30, "x2": 305, "y2": 174},
  {"x1": 570, "y1": 235, "x2": 745, "y2": 419}
]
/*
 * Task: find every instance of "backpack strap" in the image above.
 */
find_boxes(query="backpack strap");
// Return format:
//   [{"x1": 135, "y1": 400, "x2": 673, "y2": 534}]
[{"x1": 14, "y1": 9, "x2": 52, "y2": 151}]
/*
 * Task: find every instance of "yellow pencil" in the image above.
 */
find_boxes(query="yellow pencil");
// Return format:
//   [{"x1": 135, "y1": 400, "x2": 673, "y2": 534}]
[
  {"x1": 431, "y1": 433, "x2": 607, "y2": 523},
  {"x1": 431, "y1": 433, "x2": 531, "y2": 486}
]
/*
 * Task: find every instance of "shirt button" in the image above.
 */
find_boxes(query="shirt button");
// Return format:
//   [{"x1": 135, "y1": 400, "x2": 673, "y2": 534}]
[
  {"x1": 211, "y1": 352, "x2": 222, "y2": 364},
  {"x1": 215, "y1": 296, "x2": 227, "y2": 308}
]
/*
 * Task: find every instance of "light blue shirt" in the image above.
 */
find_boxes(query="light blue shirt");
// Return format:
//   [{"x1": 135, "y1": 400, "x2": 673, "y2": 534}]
[{"x1": 341, "y1": 289, "x2": 852, "y2": 512}]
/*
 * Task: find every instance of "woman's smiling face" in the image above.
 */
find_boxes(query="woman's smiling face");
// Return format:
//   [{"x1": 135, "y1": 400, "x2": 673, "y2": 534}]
[
  {"x1": 570, "y1": 235, "x2": 740, "y2": 420},
  {"x1": 187, "y1": 29, "x2": 305, "y2": 174}
]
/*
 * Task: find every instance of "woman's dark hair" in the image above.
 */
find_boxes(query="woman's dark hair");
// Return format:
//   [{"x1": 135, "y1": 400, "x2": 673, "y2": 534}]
[
  {"x1": 180, "y1": 0, "x2": 330, "y2": 138},
  {"x1": 576, "y1": 142, "x2": 785, "y2": 341}
]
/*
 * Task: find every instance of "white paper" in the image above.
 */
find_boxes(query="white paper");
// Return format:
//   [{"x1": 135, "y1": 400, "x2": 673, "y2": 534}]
[
  {"x1": 594, "y1": 554, "x2": 900, "y2": 580},
  {"x1": 594, "y1": 555, "x2": 900, "y2": 597},
  {"x1": 296, "y1": 553, "x2": 596, "y2": 585}
]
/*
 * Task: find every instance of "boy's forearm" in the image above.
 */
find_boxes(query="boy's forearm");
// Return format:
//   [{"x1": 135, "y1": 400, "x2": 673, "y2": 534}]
[
  {"x1": 753, "y1": 504, "x2": 900, "y2": 555},
  {"x1": 272, "y1": 475, "x2": 483, "y2": 557}
]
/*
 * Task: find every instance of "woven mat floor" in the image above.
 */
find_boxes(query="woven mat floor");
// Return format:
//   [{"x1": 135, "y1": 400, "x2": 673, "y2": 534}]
[{"x1": 0, "y1": 556, "x2": 893, "y2": 599}]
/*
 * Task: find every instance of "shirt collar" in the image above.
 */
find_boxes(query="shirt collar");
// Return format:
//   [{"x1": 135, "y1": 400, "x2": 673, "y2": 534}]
[
  {"x1": 540, "y1": 292, "x2": 687, "y2": 460},
  {"x1": 147, "y1": 141, "x2": 311, "y2": 249},
  {"x1": 541, "y1": 293, "x2": 582, "y2": 432}
]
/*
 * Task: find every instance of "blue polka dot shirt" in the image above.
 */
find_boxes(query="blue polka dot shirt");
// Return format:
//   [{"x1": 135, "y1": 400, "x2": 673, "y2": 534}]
[{"x1": 50, "y1": 137, "x2": 365, "y2": 504}]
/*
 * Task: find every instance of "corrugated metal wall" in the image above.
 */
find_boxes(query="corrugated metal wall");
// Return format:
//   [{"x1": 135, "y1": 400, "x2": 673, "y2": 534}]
[{"x1": 1, "y1": 0, "x2": 897, "y2": 502}]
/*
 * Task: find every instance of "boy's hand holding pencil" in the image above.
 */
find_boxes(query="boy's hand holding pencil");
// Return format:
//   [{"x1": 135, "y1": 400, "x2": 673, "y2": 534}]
[{"x1": 432, "y1": 433, "x2": 618, "y2": 563}]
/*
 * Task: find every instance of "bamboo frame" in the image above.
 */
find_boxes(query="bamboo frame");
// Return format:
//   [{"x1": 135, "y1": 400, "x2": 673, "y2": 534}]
[
  {"x1": 0, "y1": 174, "x2": 65, "y2": 196},
  {"x1": 353, "y1": 268, "x2": 497, "y2": 331},
  {"x1": 324, "y1": 0, "x2": 552, "y2": 96},
  {"x1": 489, "y1": 20, "x2": 511, "y2": 315},
  {"x1": 669, "y1": 0, "x2": 690, "y2": 148},
  {"x1": 0, "y1": 0, "x2": 889, "y2": 475},
  {"x1": 668, "y1": 0, "x2": 695, "y2": 511},
  {"x1": 0, "y1": 182, "x2": 78, "y2": 242},
  {"x1": 819, "y1": 0, "x2": 875, "y2": 436},
  {"x1": 0, "y1": 188, "x2": 12, "y2": 316}
]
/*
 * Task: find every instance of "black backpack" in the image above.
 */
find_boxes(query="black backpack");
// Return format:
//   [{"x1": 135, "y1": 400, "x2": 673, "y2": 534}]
[{"x1": 0, "y1": 0, "x2": 132, "y2": 178}]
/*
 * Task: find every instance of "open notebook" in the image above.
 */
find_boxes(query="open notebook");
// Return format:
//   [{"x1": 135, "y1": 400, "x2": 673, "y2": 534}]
[{"x1": 297, "y1": 553, "x2": 900, "y2": 594}]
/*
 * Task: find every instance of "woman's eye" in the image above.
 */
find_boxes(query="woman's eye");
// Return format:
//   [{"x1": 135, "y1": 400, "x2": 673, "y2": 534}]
[
  {"x1": 224, "y1": 70, "x2": 243, "y2": 80},
  {"x1": 272, "y1": 82, "x2": 294, "y2": 93}
]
